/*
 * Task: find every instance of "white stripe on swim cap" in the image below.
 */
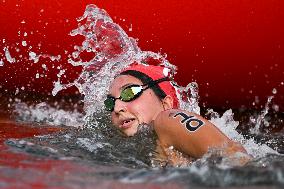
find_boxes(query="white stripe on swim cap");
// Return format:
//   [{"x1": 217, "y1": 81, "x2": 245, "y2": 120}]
[{"x1": 163, "y1": 67, "x2": 169, "y2": 77}]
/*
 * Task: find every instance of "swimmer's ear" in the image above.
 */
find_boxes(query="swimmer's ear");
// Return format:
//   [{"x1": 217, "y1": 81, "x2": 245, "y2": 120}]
[{"x1": 162, "y1": 95, "x2": 174, "y2": 110}]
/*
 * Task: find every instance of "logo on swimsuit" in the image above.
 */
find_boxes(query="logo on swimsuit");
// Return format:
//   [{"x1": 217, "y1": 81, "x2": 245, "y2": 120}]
[{"x1": 173, "y1": 112, "x2": 204, "y2": 132}]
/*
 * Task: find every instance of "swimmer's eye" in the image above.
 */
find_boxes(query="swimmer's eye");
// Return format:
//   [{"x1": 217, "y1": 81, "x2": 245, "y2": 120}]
[
  {"x1": 104, "y1": 77, "x2": 169, "y2": 112},
  {"x1": 120, "y1": 85, "x2": 143, "y2": 101},
  {"x1": 104, "y1": 85, "x2": 144, "y2": 111},
  {"x1": 104, "y1": 96, "x2": 116, "y2": 111}
]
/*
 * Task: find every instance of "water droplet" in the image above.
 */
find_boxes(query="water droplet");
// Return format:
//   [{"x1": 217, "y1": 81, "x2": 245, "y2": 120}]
[
  {"x1": 15, "y1": 88, "x2": 19, "y2": 95},
  {"x1": 129, "y1": 24, "x2": 133, "y2": 32},
  {"x1": 272, "y1": 104, "x2": 279, "y2": 112},
  {"x1": 42, "y1": 64, "x2": 48, "y2": 70},
  {"x1": 29, "y1": 51, "x2": 39, "y2": 63},
  {"x1": 4, "y1": 46, "x2": 16, "y2": 63},
  {"x1": 0, "y1": 59, "x2": 4, "y2": 66},
  {"x1": 22, "y1": 41, "x2": 27, "y2": 46}
]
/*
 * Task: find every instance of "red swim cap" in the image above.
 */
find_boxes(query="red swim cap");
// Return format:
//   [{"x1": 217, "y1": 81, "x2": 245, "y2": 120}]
[{"x1": 120, "y1": 63, "x2": 179, "y2": 108}]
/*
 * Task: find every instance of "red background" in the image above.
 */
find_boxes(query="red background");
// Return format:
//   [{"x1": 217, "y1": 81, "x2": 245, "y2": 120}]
[{"x1": 0, "y1": 0, "x2": 283, "y2": 110}]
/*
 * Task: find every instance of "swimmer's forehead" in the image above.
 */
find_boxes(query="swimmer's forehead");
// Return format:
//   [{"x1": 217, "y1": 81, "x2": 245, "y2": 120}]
[{"x1": 109, "y1": 75, "x2": 143, "y2": 92}]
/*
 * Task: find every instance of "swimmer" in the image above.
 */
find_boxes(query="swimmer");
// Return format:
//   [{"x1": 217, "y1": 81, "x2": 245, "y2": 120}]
[{"x1": 105, "y1": 63, "x2": 250, "y2": 166}]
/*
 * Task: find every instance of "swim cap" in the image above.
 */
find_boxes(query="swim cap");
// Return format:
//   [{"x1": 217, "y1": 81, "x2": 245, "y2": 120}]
[{"x1": 120, "y1": 63, "x2": 179, "y2": 108}]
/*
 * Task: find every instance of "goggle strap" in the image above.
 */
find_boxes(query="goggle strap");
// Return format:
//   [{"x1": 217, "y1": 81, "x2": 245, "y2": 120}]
[{"x1": 145, "y1": 77, "x2": 170, "y2": 88}]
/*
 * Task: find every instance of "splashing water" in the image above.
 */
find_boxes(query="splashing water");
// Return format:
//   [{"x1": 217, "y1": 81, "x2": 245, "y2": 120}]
[
  {"x1": 3, "y1": 4, "x2": 284, "y2": 188},
  {"x1": 177, "y1": 81, "x2": 201, "y2": 114},
  {"x1": 51, "y1": 4, "x2": 201, "y2": 119},
  {"x1": 52, "y1": 4, "x2": 142, "y2": 114},
  {"x1": 4, "y1": 46, "x2": 16, "y2": 63},
  {"x1": 28, "y1": 51, "x2": 61, "y2": 64},
  {"x1": 58, "y1": 4, "x2": 279, "y2": 158},
  {"x1": 209, "y1": 109, "x2": 278, "y2": 158},
  {"x1": 11, "y1": 4, "x2": 278, "y2": 160},
  {"x1": 13, "y1": 101, "x2": 84, "y2": 127},
  {"x1": 249, "y1": 88, "x2": 278, "y2": 134}
]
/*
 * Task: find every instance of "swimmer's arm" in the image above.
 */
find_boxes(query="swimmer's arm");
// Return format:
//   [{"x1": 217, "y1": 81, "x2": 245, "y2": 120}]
[{"x1": 153, "y1": 109, "x2": 248, "y2": 159}]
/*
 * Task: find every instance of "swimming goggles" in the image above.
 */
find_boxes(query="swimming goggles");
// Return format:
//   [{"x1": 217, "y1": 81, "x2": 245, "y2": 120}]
[{"x1": 104, "y1": 77, "x2": 169, "y2": 111}]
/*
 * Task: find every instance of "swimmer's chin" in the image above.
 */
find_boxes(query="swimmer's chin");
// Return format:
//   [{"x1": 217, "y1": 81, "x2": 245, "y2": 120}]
[
  {"x1": 119, "y1": 123, "x2": 139, "y2": 137},
  {"x1": 121, "y1": 122, "x2": 152, "y2": 137},
  {"x1": 122, "y1": 128, "x2": 138, "y2": 137}
]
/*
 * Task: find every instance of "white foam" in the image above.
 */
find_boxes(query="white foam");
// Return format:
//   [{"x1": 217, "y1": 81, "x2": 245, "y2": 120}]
[
  {"x1": 13, "y1": 102, "x2": 84, "y2": 127},
  {"x1": 209, "y1": 109, "x2": 278, "y2": 158},
  {"x1": 76, "y1": 138, "x2": 110, "y2": 152}
]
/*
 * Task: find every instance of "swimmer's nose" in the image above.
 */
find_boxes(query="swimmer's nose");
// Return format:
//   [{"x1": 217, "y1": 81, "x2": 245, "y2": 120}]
[{"x1": 113, "y1": 99, "x2": 127, "y2": 113}]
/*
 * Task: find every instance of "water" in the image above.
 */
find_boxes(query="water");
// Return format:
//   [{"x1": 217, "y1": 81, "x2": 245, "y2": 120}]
[
  {"x1": 2, "y1": 112, "x2": 284, "y2": 188},
  {"x1": 1, "y1": 4, "x2": 284, "y2": 189},
  {"x1": 4, "y1": 46, "x2": 16, "y2": 63}
]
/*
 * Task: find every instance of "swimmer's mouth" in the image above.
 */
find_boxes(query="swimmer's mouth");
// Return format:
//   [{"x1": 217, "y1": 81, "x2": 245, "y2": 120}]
[{"x1": 120, "y1": 118, "x2": 136, "y2": 129}]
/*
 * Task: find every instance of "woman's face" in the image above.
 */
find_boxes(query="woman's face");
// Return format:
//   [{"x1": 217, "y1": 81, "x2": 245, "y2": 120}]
[{"x1": 109, "y1": 75, "x2": 165, "y2": 136}]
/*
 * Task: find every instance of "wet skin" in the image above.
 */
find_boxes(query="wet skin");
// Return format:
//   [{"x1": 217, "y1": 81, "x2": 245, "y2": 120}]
[
  {"x1": 109, "y1": 75, "x2": 166, "y2": 136},
  {"x1": 108, "y1": 74, "x2": 250, "y2": 165}
]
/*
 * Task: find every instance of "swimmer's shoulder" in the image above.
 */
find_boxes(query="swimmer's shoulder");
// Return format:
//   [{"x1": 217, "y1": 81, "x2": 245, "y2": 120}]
[
  {"x1": 153, "y1": 109, "x2": 250, "y2": 161},
  {"x1": 158, "y1": 108, "x2": 208, "y2": 117},
  {"x1": 154, "y1": 109, "x2": 208, "y2": 129},
  {"x1": 153, "y1": 109, "x2": 206, "y2": 147}
]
